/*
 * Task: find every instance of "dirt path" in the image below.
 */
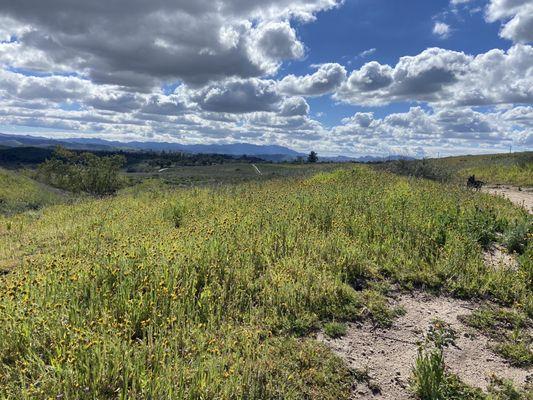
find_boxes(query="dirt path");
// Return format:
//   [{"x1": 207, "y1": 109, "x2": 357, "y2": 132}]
[
  {"x1": 482, "y1": 185, "x2": 533, "y2": 214},
  {"x1": 317, "y1": 292, "x2": 531, "y2": 399},
  {"x1": 251, "y1": 164, "x2": 263, "y2": 175}
]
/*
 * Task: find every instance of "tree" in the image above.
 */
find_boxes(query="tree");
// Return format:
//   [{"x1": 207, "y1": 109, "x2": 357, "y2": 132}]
[
  {"x1": 37, "y1": 146, "x2": 126, "y2": 196},
  {"x1": 307, "y1": 151, "x2": 318, "y2": 163}
]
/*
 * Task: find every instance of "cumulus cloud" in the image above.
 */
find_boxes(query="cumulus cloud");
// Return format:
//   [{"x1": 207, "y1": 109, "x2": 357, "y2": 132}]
[
  {"x1": 335, "y1": 44, "x2": 533, "y2": 107},
  {"x1": 0, "y1": 0, "x2": 340, "y2": 87},
  {"x1": 331, "y1": 106, "x2": 521, "y2": 154},
  {"x1": 485, "y1": 0, "x2": 533, "y2": 43},
  {"x1": 279, "y1": 97, "x2": 310, "y2": 116},
  {"x1": 180, "y1": 78, "x2": 282, "y2": 113},
  {"x1": 0, "y1": 0, "x2": 531, "y2": 156},
  {"x1": 433, "y1": 22, "x2": 451, "y2": 38},
  {"x1": 277, "y1": 63, "x2": 347, "y2": 96}
]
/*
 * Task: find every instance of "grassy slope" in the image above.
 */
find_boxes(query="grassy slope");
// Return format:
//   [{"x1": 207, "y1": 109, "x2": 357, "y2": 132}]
[
  {"x1": 435, "y1": 152, "x2": 533, "y2": 187},
  {"x1": 0, "y1": 167, "x2": 65, "y2": 215},
  {"x1": 126, "y1": 162, "x2": 342, "y2": 187},
  {"x1": 0, "y1": 166, "x2": 531, "y2": 399}
]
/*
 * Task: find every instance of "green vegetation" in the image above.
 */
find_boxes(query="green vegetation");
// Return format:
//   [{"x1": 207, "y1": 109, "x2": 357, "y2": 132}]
[
  {"x1": 0, "y1": 145, "x2": 265, "y2": 169},
  {"x1": 434, "y1": 152, "x2": 532, "y2": 187},
  {"x1": 411, "y1": 321, "x2": 531, "y2": 400},
  {"x1": 502, "y1": 219, "x2": 532, "y2": 254},
  {"x1": 380, "y1": 159, "x2": 452, "y2": 183},
  {"x1": 37, "y1": 147, "x2": 126, "y2": 195},
  {"x1": 412, "y1": 320, "x2": 483, "y2": 400},
  {"x1": 0, "y1": 167, "x2": 63, "y2": 215},
  {"x1": 128, "y1": 162, "x2": 342, "y2": 187},
  {"x1": 461, "y1": 307, "x2": 532, "y2": 367},
  {"x1": 323, "y1": 322, "x2": 347, "y2": 338},
  {"x1": 378, "y1": 152, "x2": 533, "y2": 187},
  {"x1": 308, "y1": 151, "x2": 319, "y2": 163},
  {"x1": 0, "y1": 165, "x2": 531, "y2": 399}
]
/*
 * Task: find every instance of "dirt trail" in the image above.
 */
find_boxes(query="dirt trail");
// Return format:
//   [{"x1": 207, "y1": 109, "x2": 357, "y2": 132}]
[
  {"x1": 317, "y1": 292, "x2": 531, "y2": 399},
  {"x1": 482, "y1": 185, "x2": 533, "y2": 214},
  {"x1": 251, "y1": 164, "x2": 263, "y2": 175}
]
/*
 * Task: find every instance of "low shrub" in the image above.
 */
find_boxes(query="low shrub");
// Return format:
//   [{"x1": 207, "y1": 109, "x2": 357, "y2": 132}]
[
  {"x1": 503, "y1": 219, "x2": 531, "y2": 254},
  {"x1": 323, "y1": 322, "x2": 347, "y2": 339}
]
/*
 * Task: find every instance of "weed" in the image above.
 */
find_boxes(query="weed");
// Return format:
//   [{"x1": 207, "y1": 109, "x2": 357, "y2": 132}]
[
  {"x1": 1, "y1": 166, "x2": 530, "y2": 399},
  {"x1": 462, "y1": 307, "x2": 532, "y2": 367},
  {"x1": 495, "y1": 330, "x2": 533, "y2": 367},
  {"x1": 487, "y1": 376, "x2": 532, "y2": 400},
  {"x1": 324, "y1": 322, "x2": 347, "y2": 338},
  {"x1": 503, "y1": 219, "x2": 532, "y2": 254},
  {"x1": 412, "y1": 320, "x2": 487, "y2": 400}
]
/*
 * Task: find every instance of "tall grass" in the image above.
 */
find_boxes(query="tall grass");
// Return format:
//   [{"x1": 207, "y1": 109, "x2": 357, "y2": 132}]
[
  {"x1": 0, "y1": 166, "x2": 531, "y2": 399},
  {"x1": 0, "y1": 167, "x2": 64, "y2": 215}
]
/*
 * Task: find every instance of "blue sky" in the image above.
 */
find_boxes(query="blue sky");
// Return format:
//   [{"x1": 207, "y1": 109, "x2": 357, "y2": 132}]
[
  {"x1": 286, "y1": 0, "x2": 509, "y2": 127},
  {"x1": 0, "y1": 0, "x2": 531, "y2": 156}
]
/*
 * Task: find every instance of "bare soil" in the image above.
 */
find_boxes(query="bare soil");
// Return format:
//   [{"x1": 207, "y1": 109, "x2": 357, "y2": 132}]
[
  {"x1": 483, "y1": 243, "x2": 519, "y2": 271},
  {"x1": 317, "y1": 292, "x2": 532, "y2": 399},
  {"x1": 482, "y1": 186, "x2": 533, "y2": 214}
]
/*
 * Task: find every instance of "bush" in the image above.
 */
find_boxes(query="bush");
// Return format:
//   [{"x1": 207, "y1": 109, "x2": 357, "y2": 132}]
[
  {"x1": 503, "y1": 219, "x2": 531, "y2": 254},
  {"x1": 37, "y1": 146, "x2": 126, "y2": 196}
]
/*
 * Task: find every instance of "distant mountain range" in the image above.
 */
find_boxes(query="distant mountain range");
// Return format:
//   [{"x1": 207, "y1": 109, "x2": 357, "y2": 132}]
[
  {"x1": 0, "y1": 133, "x2": 414, "y2": 163},
  {"x1": 0, "y1": 133, "x2": 302, "y2": 161}
]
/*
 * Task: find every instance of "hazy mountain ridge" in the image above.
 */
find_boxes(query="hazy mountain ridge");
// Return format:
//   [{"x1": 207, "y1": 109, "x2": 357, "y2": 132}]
[{"x1": 0, "y1": 133, "x2": 414, "y2": 162}]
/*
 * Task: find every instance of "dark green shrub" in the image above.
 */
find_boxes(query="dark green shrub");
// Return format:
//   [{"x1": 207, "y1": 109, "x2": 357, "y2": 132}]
[{"x1": 37, "y1": 146, "x2": 126, "y2": 196}]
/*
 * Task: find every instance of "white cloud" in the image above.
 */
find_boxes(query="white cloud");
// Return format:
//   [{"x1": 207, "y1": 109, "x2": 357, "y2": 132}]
[
  {"x1": 0, "y1": 1, "x2": 531, "y2": 156},
  {"x1": 335, "y1": 44, "x2": 533, "y2": 107},
  {"x1": 179, "y1": 78, "x2": 282, "y2": 114},
  {"x1": 0, "y1": 0, "x2": 340, "y2": 87},
  {"x1": 329, "y1": 105, "x2": 526, "y2": 156},
  {"x1": 277, "y1": 63, "x2": 347, "y2": 96},
  {"x1": 358, "y1": 48, "x2": 377, "y2": 58},
  {"x1": 433, "y1": 22, "x2": 451, "y2": 38},
  {"x1": 279, "y1": 97, "x2": 310, "y2": 116},
  {"x1": 485, "y1": 0, "x2": 533, "y2": 43}
]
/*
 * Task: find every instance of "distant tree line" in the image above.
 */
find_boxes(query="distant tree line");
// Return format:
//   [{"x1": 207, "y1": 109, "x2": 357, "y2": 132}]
[{"x1": 0, "y1": 146, "x2": 266, "y2": 169}]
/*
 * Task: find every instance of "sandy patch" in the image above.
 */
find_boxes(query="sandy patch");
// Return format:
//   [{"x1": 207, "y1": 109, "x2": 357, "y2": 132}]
[
  {"x1": 317, "y1": 292, "x2": 531, "y2": 399},
  {"x1": 482, "y1": 186, "x2": 533, "y2": 214}
]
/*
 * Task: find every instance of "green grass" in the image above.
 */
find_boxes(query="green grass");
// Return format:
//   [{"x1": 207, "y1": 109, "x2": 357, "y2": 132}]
[
  {"x1": 0, "y1": 166, "x2": 531, "y2": 399},
  {"x1": 126, "y1": 162, "x2": 344, "y2": 187},
  {"x1": 379, "y1": 152, "x2": 533, "y2": 187},
  {"x1": 323, "y1": 322, "x2": 347, "y2": 338},
  {"x1": 0, "y1": 167, "x2": 65, "y2": 216},
  {"x1": 461, "y1": 307, "x2": 532, "y2": 367},
  {"x1": 411, "y1": 321, "x2": 531, "y2": 400},
  {"x1": 434, "y1": 152, "x2": 533, "y2": 187}
]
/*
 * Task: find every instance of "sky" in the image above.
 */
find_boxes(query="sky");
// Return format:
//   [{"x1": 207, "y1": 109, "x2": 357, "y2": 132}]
[{"x1": 0, "y1": 0, "x2": 532, "y2": 157}]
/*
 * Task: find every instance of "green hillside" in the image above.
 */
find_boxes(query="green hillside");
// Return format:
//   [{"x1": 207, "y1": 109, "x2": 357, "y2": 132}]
[
  {"x1": 436, "y1": 152, "x2": 533, "y2": 187},
  {"x1": 1, "y1": 166, "x2": 530, "y2": 399},
  {"x1": 0, "y1": 168, "x2": 65, "y2": 215}
]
